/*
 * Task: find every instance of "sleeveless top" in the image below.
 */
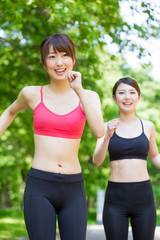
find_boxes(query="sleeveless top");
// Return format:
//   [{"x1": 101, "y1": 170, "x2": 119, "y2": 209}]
[
  {"x1": 108, "y1": 119, "x2": 149, "y2": 161},
  {"x1": 33, "y1": 86, "x2": 86, "y2": 139}
]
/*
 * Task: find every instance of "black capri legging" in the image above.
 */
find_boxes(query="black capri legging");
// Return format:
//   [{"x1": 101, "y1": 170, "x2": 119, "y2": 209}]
[
  {"x1": 103, "y1": 180, "x2": 157, "y2": 240},
  {"x1": 24, "y1": 167, "x2": 87, "y2": 240}
]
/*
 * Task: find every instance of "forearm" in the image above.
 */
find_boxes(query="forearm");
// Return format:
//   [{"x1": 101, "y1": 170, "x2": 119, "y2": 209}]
[
  {"x1": 0, "y1": 88, "x2": 31, "y2": 136},
  {"x1": 0, "y1": 109, "x2": 17, "y2": 136},
  {"x1": 76, "y1": 88, "x2": 105, "y2": 138},
  {"x1": 151, "y1": 154, "x2": 160, "y2": 168},
  {"x1": 93, "y1": 136, "x2": 110, "y2": 167}
]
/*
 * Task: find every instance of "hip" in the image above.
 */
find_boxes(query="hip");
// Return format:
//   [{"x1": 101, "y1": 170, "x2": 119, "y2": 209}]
[{"x1": 105, "y1": 180, "x2": 155, "y2": 206}]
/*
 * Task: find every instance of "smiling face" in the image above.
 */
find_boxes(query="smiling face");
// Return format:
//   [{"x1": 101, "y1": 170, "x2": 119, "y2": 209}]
[
  {"x1": 114, "y1": 83, "x2": 140, "y2": 113},
  {"x1": 45, "y1": 45, "x2": 74, "y2": 81},
  {"x1": 40, "y1": 33, "x2": 76, "y2": 81}
]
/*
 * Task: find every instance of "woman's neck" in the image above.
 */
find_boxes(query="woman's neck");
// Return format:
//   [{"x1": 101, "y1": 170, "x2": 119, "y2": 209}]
[
  {"x1": 47, "y1": 80, "x2": 71, "y2": 94},
  {"x1": 119, "y1": 112, "x2": 138, "y2": 123}
]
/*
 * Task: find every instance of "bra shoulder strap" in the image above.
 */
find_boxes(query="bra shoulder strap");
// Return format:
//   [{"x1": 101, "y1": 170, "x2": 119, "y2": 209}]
[
  {"x1": 40, "y1": 86, "x2": 43, "y2": 102},
  {"x1": 140, "y1": 119, "x2": 144, "y2": 132}
]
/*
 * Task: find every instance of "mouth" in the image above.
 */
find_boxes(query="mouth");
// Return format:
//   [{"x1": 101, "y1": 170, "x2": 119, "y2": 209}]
[
  {"x1": 54, "y1": 68, "x2": 66, "y2": 74},
  {"x1": 123, "y1": 102, "x2": 132, "y2": 106}
]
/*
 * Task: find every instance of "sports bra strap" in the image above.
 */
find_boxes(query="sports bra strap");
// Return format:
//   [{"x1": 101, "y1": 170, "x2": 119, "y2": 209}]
[
  {"x1": 40, "y1": 86, "x2": 43, "y2": 102},
  {"x1": 140, "y1": 119, "x2": 144, "y2": 133}
]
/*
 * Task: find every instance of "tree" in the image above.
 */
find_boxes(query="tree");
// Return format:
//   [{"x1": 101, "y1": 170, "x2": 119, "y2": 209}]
[{"x1": 0, "y1": 0, "x2": 160, "y2": 207}]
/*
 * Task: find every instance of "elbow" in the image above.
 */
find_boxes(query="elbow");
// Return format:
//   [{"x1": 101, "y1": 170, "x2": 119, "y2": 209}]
[
  {"x1": 94, "y1": 162, "x2": 101, "y2": 167},
  {"x1": 93, "y1": 123, "x2": 105, "y2": 138},
  {"x1": 94, "y1": 128, "x2": 105, "y2": 138},
  {"x1": 92, "y1": 158, "x2": 101, "y2": 167}
]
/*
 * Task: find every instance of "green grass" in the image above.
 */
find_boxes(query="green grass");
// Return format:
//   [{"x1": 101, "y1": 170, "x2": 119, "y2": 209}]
[
  {"x1": 0, "y1": 208, "x2": 27, "y2": 240},
  {"x1": 0, "y1": 208, "x2": 160, "y2": 239}
]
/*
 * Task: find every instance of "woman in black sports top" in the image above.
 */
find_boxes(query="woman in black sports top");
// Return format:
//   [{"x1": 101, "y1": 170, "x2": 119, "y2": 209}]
[{"x1": 93, "y1": 77, "x2": 160, "y2": 240}]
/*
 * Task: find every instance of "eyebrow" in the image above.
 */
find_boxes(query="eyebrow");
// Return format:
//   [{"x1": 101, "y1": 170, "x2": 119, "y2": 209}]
[
  {"x1": 118, "y1": 88, "x2": 136, "y2": 91},
  {"x1": 48, "y1": 51, "x2": 55, "y2": 54},
  {"x1": 48, "y1": 51, "x2": 67, "y2": 55}
]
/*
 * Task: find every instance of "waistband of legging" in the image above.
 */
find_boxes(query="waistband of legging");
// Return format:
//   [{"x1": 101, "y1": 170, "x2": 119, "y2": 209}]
[
  {"x1": 28, "y1": 167, "x2": 83, "y2": 183},
  {"x1": 108, "y1": 179, "x2": 151, "y2": 187},
  {"x1": 108, "y1": 179, "x2": 150, "y2": 185}
]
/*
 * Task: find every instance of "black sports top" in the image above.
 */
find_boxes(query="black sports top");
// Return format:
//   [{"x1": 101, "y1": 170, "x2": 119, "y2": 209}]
[{"x1": 108, "y1": 119, "x2": 149, "y2": 161}]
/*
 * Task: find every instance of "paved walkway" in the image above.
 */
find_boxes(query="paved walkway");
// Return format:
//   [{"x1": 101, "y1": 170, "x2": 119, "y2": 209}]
[
  {"x1": 12, "y1": 225, "x2": 160, "y2": 240},
  {"x1": 86, "y1": 225, "x2": 160, "y2": 240}
]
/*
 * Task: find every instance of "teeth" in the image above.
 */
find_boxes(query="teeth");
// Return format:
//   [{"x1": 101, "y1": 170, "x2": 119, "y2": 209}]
[{"x1": 55, "y1": 69, "x2": 65, "y2": 72}]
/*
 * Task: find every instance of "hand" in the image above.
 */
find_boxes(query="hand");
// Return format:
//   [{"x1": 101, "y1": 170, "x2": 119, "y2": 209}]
[
  {"x1": 66, "y1": 71, "x2": 83, "y2": 92},
  {"x1": 106, "y1": 118, "x2": 119, "y2": 139}
]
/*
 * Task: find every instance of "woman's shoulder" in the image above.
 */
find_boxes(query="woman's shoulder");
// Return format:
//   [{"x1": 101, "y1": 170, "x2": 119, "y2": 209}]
[
  {"x1": 20, "y1": 86, "x2": 41, "y2": 101},
  {"x1": 18, "y1": 86, "x2": 42, "y2": 110},
  {"x1": 84, "y1": 89, "x2": 100, "y2": 99},
  {"x1": 141, "y1": 119, "x2": 155, "y2": 131},
  {"x1": 141, "y1": 119, "x2": 154, "y2": 127},
  {"x1": 21, "y1": 85, "x2": 41, "y2": 94}
]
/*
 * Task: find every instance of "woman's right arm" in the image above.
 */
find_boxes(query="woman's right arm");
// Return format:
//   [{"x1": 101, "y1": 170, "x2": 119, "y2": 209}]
[
  {"x1": 92, "y1": 119, "x2": 119, "y2": 167},
  {"x1": 148, "y1": 121, "x2": 160, "y2": 168},
  {"x1": 0, "y1": 87, "x2": 32, "y2": 136}
]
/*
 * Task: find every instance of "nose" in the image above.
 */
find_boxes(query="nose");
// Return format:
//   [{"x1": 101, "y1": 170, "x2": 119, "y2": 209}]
[
  {"x1": 124, "y1": 92, "x2": 130, "y2": 99},
  {"x1": 56, "y1": 56, "x2": 63, "y2": 66}
]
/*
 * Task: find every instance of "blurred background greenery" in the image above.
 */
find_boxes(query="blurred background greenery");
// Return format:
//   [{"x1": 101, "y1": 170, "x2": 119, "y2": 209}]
[{"x1": 0, "y1": 0, "x2": 160, "y2": 239}]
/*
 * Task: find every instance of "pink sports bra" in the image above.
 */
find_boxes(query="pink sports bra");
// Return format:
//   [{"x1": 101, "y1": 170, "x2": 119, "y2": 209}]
[{"x1": 33, "y1": 86, "x2": 86, "y2": 139}]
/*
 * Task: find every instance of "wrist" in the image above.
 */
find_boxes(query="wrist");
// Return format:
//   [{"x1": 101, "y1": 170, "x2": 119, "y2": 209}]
[
  {"x1": 104, "y1": 133, "x2": 111, "y2": 141},
  {"x1": 74, "y1": 86, "x2": 85, "y2": 96}
]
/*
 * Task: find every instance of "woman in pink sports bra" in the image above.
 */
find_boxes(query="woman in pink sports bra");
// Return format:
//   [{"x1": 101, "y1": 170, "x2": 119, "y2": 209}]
[{"x1": 0, "y1": 33, "x2": 105, "y2": 240}]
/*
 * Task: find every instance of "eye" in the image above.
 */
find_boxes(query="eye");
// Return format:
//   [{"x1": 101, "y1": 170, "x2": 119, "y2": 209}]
[
  {"x1": 49, "y1": 55, "x2": 55, "y2": 59},
  {"x1": 131, "y1": 91, "x2": 136, "y2": 94},
  {"x1": 63, "y1": 53, "x2": 68, "y2": 57},
  {"x1": 119, "y1": 91, "x2": 124, "y2": 94}
]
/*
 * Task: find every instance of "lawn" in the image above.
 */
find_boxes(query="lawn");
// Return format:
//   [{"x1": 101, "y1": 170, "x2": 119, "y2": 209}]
[
  {"x1": 0, "y1": 208, "x2": 160, "y2": 239},
  {"x1": 0, "y1": 208, "x2": 27, "y2": 240}
]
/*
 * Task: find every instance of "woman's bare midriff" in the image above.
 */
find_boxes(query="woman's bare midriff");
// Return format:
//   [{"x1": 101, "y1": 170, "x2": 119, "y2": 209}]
[
  {"x1": 32, "y1": 134, "x2": 82, "y2": 174},
  {"x1": 109, "y1": 159, "x2": 150, "y2": 182}
]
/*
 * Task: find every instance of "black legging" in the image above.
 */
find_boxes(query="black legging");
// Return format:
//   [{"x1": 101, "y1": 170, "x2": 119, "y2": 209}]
[
  {"x1": 103, "y1": 180, "x2": 156, "y2": 240},
  {"x1": 24, "y1": 167, "x2": 87, "y2": 240}
]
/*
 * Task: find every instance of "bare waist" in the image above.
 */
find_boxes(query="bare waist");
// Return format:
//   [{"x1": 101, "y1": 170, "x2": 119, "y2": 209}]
[
  {"x1": 109, "y1": 158, "x2": 149, "y2": 182},
  {"x1": 32, "y1": 134, "x2": 81, "y2": 174}
]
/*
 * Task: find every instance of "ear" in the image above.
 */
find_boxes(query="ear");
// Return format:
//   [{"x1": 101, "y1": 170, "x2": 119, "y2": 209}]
[
  {"x1": 138, "y1": 95, "x2": 141, "y2": 101},
  {"x1": 43, "y1": 65, "x2": 47, "y2": 70},
  {"x1": 112, "y1": 95, "x2": 116, "y2": 102}
]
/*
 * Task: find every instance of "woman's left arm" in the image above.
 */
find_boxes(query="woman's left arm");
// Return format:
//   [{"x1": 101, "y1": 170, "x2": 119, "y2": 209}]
[
  {"x1": 77, "y1": 88, "x2": 105, "y2": 138},
  {"x1": 66, "y1": 71, "x2": 105, "y2": 138},
  {"x1": 148, "y1": 122, "x2": 160, "y2": 168}
]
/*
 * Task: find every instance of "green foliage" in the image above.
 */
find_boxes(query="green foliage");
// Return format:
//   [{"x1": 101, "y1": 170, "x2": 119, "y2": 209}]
[{"x1": 0, "y1": 0, "x2": 160, "y2": 211}]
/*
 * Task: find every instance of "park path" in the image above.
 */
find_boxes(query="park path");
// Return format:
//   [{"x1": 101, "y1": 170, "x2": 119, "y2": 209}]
[
  {"x1": 11, "y1": 225, "x2": 160, "y2": 240},
  {"x1": 85, "y1": 225, "x2": 160, "y2": 240}
]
